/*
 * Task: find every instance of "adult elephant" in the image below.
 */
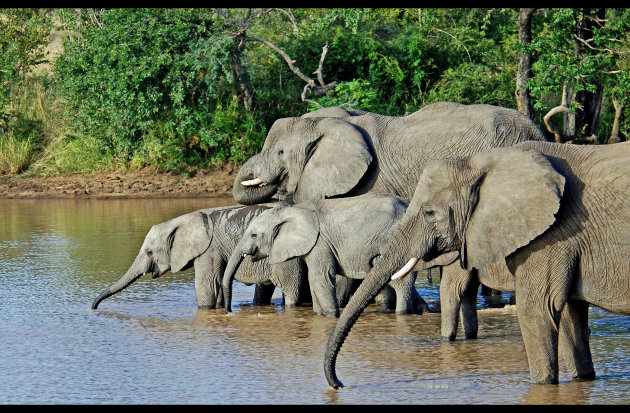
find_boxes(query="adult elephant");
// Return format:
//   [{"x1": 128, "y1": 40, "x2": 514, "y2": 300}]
[
  {"x1": 232, "y1": 102, "x2": 547, "y2": 205},
  {"x1": 324, "y1": 141, "x2": 630, "y2": 387},
  {"x1": 91, "y1": 203, "x2": 307, "y2": 311},
  {"x1": 222, "y1": 193, "x2": 427, "y2": 318}
]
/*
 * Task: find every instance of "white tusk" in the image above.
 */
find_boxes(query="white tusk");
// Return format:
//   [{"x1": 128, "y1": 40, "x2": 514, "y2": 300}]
[
  {"x1": 391, "y1": 257, "x2": 419, "y2": 280},
  {"x1": 241, "y1": 178, "x2": 263, "y2": 187},
  {"x1": 243, "y1": 253, "x2": 249, "y2": 258}
]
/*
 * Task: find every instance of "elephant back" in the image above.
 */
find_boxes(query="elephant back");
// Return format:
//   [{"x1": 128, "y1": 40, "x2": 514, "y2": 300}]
[{"x1": 401, "y1": 102, "x2": 547, "y2": 155}]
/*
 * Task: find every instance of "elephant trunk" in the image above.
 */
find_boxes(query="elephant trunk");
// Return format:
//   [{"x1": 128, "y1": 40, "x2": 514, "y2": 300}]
[
  {"x1": 91, "y1": 254, "x2": 149, "y2": 309},
  {"x1": 222, "y1": 246, "x2": 246, "y2": 313},
  {"x1": 232, "y1": 158, "x2": 281, "y2": 205},
  {"x1": 323, "y1": 257, "x2": 397, "y2": 388}
]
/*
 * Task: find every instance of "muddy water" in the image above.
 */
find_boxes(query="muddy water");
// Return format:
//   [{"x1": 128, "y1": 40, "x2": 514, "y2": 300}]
[{"x1": 0, "y1": 198, "x2": 628, "y2": 404}]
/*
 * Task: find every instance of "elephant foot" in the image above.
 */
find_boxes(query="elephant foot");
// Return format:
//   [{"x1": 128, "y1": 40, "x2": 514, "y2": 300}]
[
  {"x1": 197, "y1": 304, "x2": 218, "y2": 310},
  {"x1": 464, "y1": 331, "x2": 478, "y2": 340},
  {"x1": 442, "y1": 333, "x2": 457, "y2": 342},
  {"x1": 313, "y1": 308, "x2": 340, "y2": 318},
  {"x1": 395, "y1": 306, "x2": 423, "y2": 316},
  {"x1": 530, "y1": 373, "x2": 559, "y2": 385},
  {"x1": 573, "y1": 372, "x2": 596, "y2": 381}
]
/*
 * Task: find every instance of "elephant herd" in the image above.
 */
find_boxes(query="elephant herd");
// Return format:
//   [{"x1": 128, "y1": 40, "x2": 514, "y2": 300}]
[{"x1": 92, "y1": 102, "x2": 630, "y2": 388}]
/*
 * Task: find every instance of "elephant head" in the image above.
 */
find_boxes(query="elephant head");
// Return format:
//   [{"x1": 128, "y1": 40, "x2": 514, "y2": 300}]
[
  {"x1": 91, "y1": 211, "x2": 212, "y2": 309},
  {"x1": 222, "y1": 206, "x2": 318, "y2": 312},
  {"x1": 232, "y1": 108, "x2": 373, "y2": 205},
  {"x1": 324, "y1": 146, "x2": 565, "y2": 388}
]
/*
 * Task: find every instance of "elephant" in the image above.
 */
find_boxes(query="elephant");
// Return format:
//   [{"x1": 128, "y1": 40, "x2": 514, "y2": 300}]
[
  {"x1": 91, "y1": 203, "x2": 308, "y2": 311},
  {"x1": 232, "y1": 102, "x2": 547, "y2": 206},
  {"x1": 324, "y1": 140, "x2": 630, "y2": 388},
  {"x1": 222, "y1": 193, "x2": 428, "y2": 318}
]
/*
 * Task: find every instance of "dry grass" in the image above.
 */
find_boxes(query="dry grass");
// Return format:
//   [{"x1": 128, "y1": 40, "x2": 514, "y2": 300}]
[{"x1": 0, "y1": 135, "x2": 36, "y2": 174}]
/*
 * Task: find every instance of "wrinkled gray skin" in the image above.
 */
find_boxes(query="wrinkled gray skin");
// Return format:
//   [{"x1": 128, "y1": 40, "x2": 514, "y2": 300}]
[
  {"x1": 232, "y1": 102, "x2": 547, "y2": 206},
  {"x1": 233, "y1": 103, "x2": 546, "y2": 314},
  {"x1": 223, "y1": 193, "x2": 428, "y2": 317},
  {"x1": 325, "y1": 141, "x2": 630, "y2": 388},
  {"x1": 91, "y1": 203, "x2": 307, "y2": 310}
]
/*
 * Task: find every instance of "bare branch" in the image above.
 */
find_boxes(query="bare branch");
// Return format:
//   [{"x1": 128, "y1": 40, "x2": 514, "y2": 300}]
[
  {"x1": 245, "y1": 36, "x2": 315, "y2": 86},
  {"x1": 246, "y1": 36, "x2": 337, "y2": 103},
  {"x1": 432, "y1": 28, "x2": 472, "y2": 62},
  {"x1": 221, "y1": 7, "x2": 337, "y2": 107},
  {"x1": 609, "y1": 96, "x2": 626, "y2": 143},
  {"x1": 273, "y1": 8, "x2": 299, "y2": 34},
  {"x1": 572, "y1": 34, "x2": 614, "y2": 54},
  {"x1": 314, "y1": 43, "x2": 329, "y2": 86},
  {"x1": 543, "y1": 105, "x2": 571, "y2": 143},
  {"x1": 302, "y1": 85, "x2": 323, "y2": 109}
]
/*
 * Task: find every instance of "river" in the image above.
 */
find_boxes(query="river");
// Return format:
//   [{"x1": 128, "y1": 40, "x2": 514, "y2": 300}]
[{"x1": 0, "y1": 198, "x2": 628, "y2": 404}]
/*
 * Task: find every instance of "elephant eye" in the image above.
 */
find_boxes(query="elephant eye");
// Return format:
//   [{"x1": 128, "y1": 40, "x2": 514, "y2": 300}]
[
  {"x1": 422, "y1": 206, "x2": 437, "y2": 222},
  {"x1": 277, "y1": 149, "x2": 284, "y2": 156},
  {"x1": 251, "y1": 233, "x2": 257, "y2": 238},
  {"x1": 146, "y1": 249, "x2": 153, "y2": 256}
]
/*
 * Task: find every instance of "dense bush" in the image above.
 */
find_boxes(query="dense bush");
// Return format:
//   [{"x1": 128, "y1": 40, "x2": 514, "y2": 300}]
[
  {"x1": 52, "y1": 8, "x2": 268, "y2": 173},
  {"x1": 1, "y1": 8, "x2": 628, "y2": 175}
]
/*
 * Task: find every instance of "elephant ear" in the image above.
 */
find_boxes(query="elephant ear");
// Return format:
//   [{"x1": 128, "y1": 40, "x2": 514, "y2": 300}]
[
  {"x1": 463, "y1": 147, "x2": 565, "y2": 270},
  {"x1": 269, "y1": 207, "x2": 319, "y2": 265},
  {"x1": 170, "y1": 211, "x2": 213, "y2": 272},
  {"x1": 293, "y1": 117, "x2": 372, "y2": 203}
]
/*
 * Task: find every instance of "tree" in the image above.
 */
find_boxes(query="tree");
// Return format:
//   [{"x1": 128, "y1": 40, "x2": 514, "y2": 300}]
[
  {"x1": 216, "y1": 8, "x2": 338, "y2": 110},
  {"x1": 530, "y1": 8, "x2": 630, "y2": 143},
  {"x1": 516, "y1": 8, "x2": 536, "y2": 118},
  {"x1": 0, "y1": 8, "x2": 52, "y2": 130}
]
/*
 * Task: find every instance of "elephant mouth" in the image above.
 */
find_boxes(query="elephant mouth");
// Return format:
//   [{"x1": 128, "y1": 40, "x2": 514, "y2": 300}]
[
  {"x1": 390, "y1": 257, "x2": 419, "y2": 280},
  {"x1": 240, "y1": 171, "x2": 288, "y2": 193},
  {"x1": 243, "y1": 246, "x2": 267, "y2": 262}
]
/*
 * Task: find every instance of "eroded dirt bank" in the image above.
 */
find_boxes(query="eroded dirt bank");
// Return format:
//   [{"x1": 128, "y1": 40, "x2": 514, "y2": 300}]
[{"x1": 0, "y1": 164, "x2": 238, "y2": 199}]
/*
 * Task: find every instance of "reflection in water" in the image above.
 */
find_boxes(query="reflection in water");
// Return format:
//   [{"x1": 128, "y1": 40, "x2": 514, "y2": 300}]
[{"x1": 0, "y1": 198, "x2": 628, "y2": 404}]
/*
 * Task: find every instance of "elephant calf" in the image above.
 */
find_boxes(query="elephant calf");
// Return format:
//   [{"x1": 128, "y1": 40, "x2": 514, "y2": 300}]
[
  {"x1": 222, "y1": 193, "x2": 428, "y2": 317},
  {"x1": 91, "y1": 203, "x2": 308, "y2": 310}
]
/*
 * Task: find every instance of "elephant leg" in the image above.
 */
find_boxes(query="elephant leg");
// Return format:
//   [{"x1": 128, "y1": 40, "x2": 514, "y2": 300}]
[
  {"x1": 271, "y1": 259, "x2": 308, "y2": 308},
  {"x1": 374, "y1": 284, "x2": 396, "y2": 313},
  {"x1": 559, "y1": 299, "x2": 595, "y2": 381},
  {"x1": 439, "y1": 264, "x2": 478, "y2": 340},
  {"x1": 253, "y1": 283, "x2": 276, "y2": 306},
  {"x1": 515, "y1": 272, "x2": 565, "y2": 384},
  {"x1": 390, "y1": 271, "x2": 424, "y2": 315},
  {"x1": 516, "y1": 301, "x2": 561, "y2": 384},
  {"x1": 306, "y1": 252, "x2": 339, "y2": 317},
  {"x1": 194, "y1": 253, "x2": 224, "y2": 309},
  {"x1": 460, "y1": 272, "x2": 480, "y2": 339},
  {"x1": 336, "y1": 276, "x2": 361, "y2": 308}
]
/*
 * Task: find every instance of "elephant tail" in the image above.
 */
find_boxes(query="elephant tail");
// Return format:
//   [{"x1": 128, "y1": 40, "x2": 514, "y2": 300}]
[{"x1": 323, "y1": 266, "x2": 392, "y2": 389}]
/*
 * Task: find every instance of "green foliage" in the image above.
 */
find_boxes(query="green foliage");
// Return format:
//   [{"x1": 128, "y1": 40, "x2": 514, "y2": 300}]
[
  {"x1": 53, "y1": 8, "x2": 236, "y2": 168},
  {"x1": 2, "y1": 8, "x2": 630, "y2": 176},
  {"x1": 528, "y1": 8, "x2": 630, "y2": 138},
  {"x1": 0, "y1": 8, "x2": 51, "y2": 136}
]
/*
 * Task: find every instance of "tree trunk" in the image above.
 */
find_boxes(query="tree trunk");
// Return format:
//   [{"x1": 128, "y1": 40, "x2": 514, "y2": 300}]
[
  {"x1": 230, "y1": 49, "x2": 253, "y2": 111},
  {"x1": 516, "y1": 8, "x2": 536, "y2": 119},
  {"x1": 609, "y1": 97, "x2": 626, "y2": 143},
  {"x1": 569, "y1": 8, "x2": 606, "y2": 139}
]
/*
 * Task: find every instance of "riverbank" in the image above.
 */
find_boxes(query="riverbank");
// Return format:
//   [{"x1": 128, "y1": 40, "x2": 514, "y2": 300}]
[{"x1": 0, "y1": 164, "x2": 238, "y2": 199}]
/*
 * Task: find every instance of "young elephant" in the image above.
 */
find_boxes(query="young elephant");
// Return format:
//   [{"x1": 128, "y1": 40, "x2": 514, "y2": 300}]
[
  {"x1": 91, "y1": 203, "x2": 307, "y2": 310},
  {"x1": 222, "y1": 193, "x2": 428, "y2": 317},
  {"x1": 325, "y1": 141, "x2": 630, "y2": 388}
]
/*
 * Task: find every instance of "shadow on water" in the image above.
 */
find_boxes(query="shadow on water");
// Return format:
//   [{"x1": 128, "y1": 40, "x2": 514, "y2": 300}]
[{"x1": 0, "y1": 198, "x2": 628, "y2": 404}]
